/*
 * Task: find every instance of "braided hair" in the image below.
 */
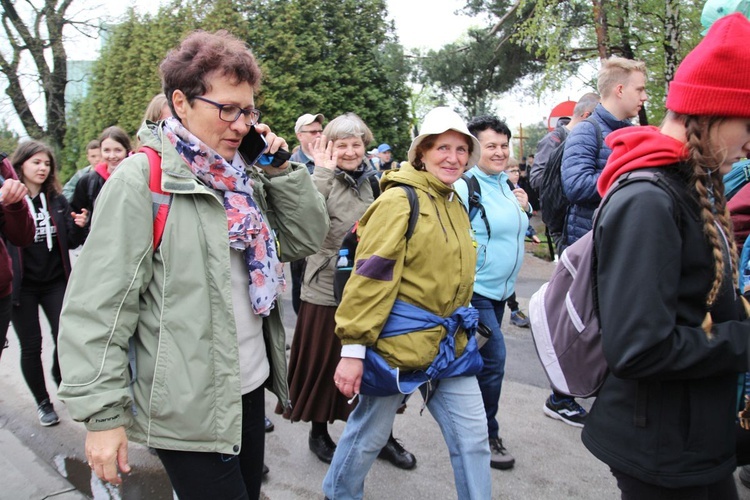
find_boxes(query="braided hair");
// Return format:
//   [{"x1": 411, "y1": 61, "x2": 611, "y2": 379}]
[{"x1": 682, "y1": 114, "x2": 738, "y2": 308}]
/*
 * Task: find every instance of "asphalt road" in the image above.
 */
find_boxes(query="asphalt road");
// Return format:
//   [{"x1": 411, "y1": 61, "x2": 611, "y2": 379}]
[{"x1": 1, "y1": 245, "x2": 749, "y2": 499}]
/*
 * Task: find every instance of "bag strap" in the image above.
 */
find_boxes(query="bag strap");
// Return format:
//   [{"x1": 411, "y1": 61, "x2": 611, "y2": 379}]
[
  {"x1": 461, "y1": 173, "x2": 491, "y2": 238},
  {"x1": 139, "y1": 146, "x2": 172, "y2": 250},
  {"x1": 398, "y1": 184, "x2": 419, "y2": 241}
]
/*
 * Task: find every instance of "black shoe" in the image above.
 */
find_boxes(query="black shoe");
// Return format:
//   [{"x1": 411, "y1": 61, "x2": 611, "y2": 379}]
[
  {"x1": 264, "y1": 416, "x2": 274, "y2": 433},
  {"x1": 262, "y1": 463, "x2": 269, "y2": 476},
  {"x1": 378, "y1": 435, "x2": 416, "y2": 470},
  {"x1": 309, "y1": 431, "x2": 336, "y2": 464}
]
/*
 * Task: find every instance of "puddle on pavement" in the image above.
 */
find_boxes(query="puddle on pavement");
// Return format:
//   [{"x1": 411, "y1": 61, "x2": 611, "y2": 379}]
[{"x1": 53, "y1": 455, "x2": 176, "y2": 499}]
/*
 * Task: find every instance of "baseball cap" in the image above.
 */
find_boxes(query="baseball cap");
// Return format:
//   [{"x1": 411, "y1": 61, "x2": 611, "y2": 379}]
[
  {"x1": 377, "y1": 144, "x2": 391, "y2": 153},
  {"x1": 294, "y1": 113, "x2": 325, "y2": 133}
]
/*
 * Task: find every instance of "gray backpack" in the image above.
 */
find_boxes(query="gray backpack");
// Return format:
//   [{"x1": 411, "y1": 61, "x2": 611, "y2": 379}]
[{"x1": 529, "y1": 170, "x2": 679, "y2": 398}]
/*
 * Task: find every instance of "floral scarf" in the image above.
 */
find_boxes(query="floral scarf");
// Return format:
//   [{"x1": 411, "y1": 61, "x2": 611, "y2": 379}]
[{"x1": 161, "y1": 117, "x2": 285, "y2": 317}]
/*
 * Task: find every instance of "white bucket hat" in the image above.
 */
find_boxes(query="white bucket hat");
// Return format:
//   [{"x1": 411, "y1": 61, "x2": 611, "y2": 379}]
[{"x1": 407, "y1": 107, "x2": 482, "y2": 169}]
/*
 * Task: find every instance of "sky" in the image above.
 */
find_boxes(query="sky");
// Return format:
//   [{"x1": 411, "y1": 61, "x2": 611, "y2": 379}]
[{"x1": 3, "y1": 0, "x2": 583, "y2": 146}]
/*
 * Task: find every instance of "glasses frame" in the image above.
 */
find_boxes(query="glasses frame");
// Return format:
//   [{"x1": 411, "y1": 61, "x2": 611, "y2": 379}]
[
  {"x1": 299, "y1": 128, "x2": 324, "y2": 135},
  {"x1": 193, "y1": 96, "x2": 261, "y2": 127}
]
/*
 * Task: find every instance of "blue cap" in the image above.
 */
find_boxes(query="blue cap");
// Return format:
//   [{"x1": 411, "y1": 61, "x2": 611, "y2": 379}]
[{"x1": 377, "y1": 144, "x2": 391, "y2": 153}]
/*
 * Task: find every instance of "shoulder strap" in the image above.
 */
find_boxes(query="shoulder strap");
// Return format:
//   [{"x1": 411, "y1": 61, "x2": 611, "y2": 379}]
[
  {"x1": 460, "y1": 173, "x2": 491, "y2": 238},
  {"x1": 369, "y1": 174, "x2": 381, "y2": 199},
  {"x1": 397, "y1": 185, "x2": 419, "y2": 241},
  {"x1": 584, "y1": 116, "x2": 604, "y2": 153},
  {"x1": 140, "y1": 146, "x2": 172, "y2": 250}
]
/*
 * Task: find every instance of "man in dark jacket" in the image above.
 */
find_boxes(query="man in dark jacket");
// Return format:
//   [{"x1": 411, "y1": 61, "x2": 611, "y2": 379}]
[
  {"x1": 561, "y1": 57, "x2": 648, "y2": 246},
  {"x1": 0, "y1": 154, "x2": 35, "y2": 362},
  {"x1": 544, "y1": 58, "x2": 647, "y2": 428}
]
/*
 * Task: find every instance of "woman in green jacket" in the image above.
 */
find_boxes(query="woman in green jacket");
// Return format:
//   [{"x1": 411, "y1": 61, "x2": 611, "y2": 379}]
[
  {"x1": 324, "y1": 107, "x2": 491, "y2": 499},
  {"x1": 57, "y1": 30, "x2": 328, "y2": 500}
]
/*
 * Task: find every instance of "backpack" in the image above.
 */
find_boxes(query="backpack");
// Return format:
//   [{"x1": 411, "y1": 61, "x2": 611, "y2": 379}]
[
  {"x1": 528, "y1": 170, "x2": 680, "y2": 398},
  {"x1": 461, "y1": 173, "x2": 491, "y2": 237},
  {"x1": 333, "y1": 184, "x2": 418, "y2": 303},
  {"x1": 540, "y1": 117, "x2": 602, "y2": 235},
  {"x1": 139, "y1": 146, "x2": 172, "y2": 250}
]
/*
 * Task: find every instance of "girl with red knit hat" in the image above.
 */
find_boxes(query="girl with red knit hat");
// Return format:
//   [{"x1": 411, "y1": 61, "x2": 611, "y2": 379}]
[{"x1": 581, "y1": 12, "x2": 750, "y2": 499}]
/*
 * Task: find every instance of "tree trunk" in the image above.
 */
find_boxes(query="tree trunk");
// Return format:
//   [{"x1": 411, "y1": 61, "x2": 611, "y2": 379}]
[
  {"x1": 0, "y1": 0, "x2": 72, "y2": 152},
  {"x1": 663, "y1": 0, "x2": 681, "y2": 94},
  {"x1": 591, "y1": 0, "x2": 609, "y2": 60}
]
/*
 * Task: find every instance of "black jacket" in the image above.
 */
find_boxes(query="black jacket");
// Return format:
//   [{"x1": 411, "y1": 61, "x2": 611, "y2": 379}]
[
  {"x1": 583, "y1": 167, "x2": 750, "y2": 488},
  {"x1": 8, "y1": 192, "x2": 86, "y2": 303},
  {"x1": 71, "y1": 168, "x2": 107, "y2": 217}
]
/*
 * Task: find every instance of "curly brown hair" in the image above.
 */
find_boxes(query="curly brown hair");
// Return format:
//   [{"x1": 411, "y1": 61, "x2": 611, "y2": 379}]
[{"x1": 160, "y1": 30, "x2": 262, "y2": 118}]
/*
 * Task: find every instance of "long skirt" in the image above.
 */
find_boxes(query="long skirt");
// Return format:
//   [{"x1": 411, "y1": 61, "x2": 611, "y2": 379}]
[{"x1": 277, "y1": 300, "x2": 354, "y2": 423}]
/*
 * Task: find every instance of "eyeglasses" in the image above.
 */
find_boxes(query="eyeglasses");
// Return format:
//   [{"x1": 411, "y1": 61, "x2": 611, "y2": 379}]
[
  {"x1": 507, "y1": 169, "x2": 520, "y2": 174},
  {"x1": 300, "y1": 128, "x2": 323, "y2": 135},
  {"x1": 193, "y1": 96, "x2": 261, "y2": 126}
]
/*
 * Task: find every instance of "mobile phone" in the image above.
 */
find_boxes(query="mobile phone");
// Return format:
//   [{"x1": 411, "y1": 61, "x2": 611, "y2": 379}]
[{"x1": 238, "y1": 126, "x2": 269, "y2": 166}]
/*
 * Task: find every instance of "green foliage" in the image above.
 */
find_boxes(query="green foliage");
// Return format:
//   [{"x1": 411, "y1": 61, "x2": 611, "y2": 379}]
[
  {"x1": 511, "y1": 0, "x2": 703, "y2": 124},
  {"x1": 419, "y1": 19, "x2": 542, "y2": 118},
  {"x1": 249, "y1": 0, "x2": 411, "y2": 158},
  {"x1": 514, "y1": 121, "x2": 548, "y2": 157},
  {"x1": 0, "y1": 121, "x2": 19, "y2": 157},
  {"x1": 69, "y1": 0, "x2": 412, "y2": 166}
]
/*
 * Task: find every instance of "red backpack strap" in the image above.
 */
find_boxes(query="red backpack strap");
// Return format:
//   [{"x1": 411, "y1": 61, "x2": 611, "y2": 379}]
[{"x1": 139, "y1": 147, "x2": 171, "y2": 250}]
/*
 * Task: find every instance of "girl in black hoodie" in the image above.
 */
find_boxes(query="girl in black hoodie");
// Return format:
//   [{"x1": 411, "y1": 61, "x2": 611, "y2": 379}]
[
  {"x1": 583, "y1": 13, "x2": 750, "y2": 499},
  {"x1": 9, "y1": 141, "x2": 87, "y2": 426},
  {"x1": 582, "y1": 14, "x2": 750, "y2": 500}
]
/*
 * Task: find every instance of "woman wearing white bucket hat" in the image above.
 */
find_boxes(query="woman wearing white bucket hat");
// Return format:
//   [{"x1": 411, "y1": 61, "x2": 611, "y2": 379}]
[{"x1": 323, "y1": 107, "x2": 491, "y2": 499}]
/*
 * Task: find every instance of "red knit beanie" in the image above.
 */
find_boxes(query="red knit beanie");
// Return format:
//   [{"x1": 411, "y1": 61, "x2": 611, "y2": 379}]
[{"x1": 666, "y1": 12, "x2": 750, "y2": 117}]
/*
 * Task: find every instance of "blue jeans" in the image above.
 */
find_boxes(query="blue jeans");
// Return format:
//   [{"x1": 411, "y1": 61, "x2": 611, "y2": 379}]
[
  {"x1": 322, "y1": 376, "x2": 490, "y2": 499},
  {"x1": 471, "y1": 292, "x2": 507, "y2": 439}
]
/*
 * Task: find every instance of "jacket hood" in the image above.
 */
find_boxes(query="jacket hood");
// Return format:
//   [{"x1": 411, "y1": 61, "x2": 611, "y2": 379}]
[
  {"x1": 381, "y1": 162, "x2": 456, "y2": 197},
  {"x1": 597, "y1": 126, "x2": 688, "y2": 196}
]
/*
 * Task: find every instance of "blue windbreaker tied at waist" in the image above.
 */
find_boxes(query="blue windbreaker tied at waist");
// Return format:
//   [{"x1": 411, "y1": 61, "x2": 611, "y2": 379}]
[{"x1": 360, "y1": 299, "x2": 484, "y2": 397}]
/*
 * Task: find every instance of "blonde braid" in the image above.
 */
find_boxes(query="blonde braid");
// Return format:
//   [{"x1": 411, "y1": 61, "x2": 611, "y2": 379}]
[{"x1": 684, "y1": 116, "x2": 730, "y2": 307}]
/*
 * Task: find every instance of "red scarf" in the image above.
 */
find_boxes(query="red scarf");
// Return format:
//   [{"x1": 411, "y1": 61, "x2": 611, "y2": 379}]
[{"x1": 597, "y1": 126, "x2": 689, "y2": 196}]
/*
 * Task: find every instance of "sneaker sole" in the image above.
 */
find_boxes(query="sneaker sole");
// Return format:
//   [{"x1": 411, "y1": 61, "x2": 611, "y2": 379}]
[
  {"x1": 39, "y1": 418, "x2": 60, "y2": 427},
  {"x1": 543, "y1": 405, "x2": 584, "y2": 428},
  {"x1": 490, "y1": 459, "x2": 515, "y2": 470}
]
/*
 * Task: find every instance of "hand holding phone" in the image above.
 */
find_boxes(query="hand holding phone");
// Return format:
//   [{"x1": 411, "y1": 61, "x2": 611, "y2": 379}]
[{"x1": 239, "y1": 126, "x2": 291, "y2": 168}]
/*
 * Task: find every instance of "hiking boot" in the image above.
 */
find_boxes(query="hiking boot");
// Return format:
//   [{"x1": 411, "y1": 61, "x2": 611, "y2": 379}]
[
  {"x1": 510, "y1": 310, "x2": 530, "y2": 328},
  {"x1": 309, "y1": 431, "x2": 336, "y2": 464},
  {"x1": 264, "y1": 416, "x2": 274, "y2": 433},
  {"x1": 740, "y1": 465, "x2": 750, "y2": 489},
  {"x1": 37, "y1": 399, "x2": 60, "y2": 427},
  {"x1": 489, "y1": 437, "x2": 515, "y2": 470},
  {"x1": 543, "y1": 395, "x2": 587, "y2": 427},
  {"x1": 378, "y1": 435, "x2": 416, "y2": 470}
]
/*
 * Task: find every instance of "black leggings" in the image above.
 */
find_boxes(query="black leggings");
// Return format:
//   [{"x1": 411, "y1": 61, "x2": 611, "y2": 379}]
[
  {"x1": 11, "y1": 279, "x2": 66, "y2": 404},
  {"x1": 0, "y1": 294, "x2": 13, "y2": 362},
  {"x1": 610, "y1": 467, "x2": 738, "y2": 500},
  {"x1": 156, "y1": 386, "x2": 266, "y2": 500}
]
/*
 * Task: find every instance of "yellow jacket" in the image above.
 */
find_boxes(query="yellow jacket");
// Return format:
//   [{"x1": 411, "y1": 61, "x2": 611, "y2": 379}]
[{"x1": 335, "y1": 163, "x2": 476, "y2": 370}]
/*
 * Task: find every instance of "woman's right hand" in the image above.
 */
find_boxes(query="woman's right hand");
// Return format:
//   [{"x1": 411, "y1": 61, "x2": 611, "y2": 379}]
[
  {"x1": 310, "y1": 134, "x2": 338, "y2": 171},
  {"x1": 86, "y1": 427, "x2": 132, "y2": 485},
  {"x1": 334, "y1": 357, "x2": 363, "y2": 399}
]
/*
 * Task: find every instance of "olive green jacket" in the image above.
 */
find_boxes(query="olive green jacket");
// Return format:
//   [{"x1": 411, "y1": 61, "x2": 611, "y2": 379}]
[
  {"x1": 58, "y1": 123, "x2": 329, "y2": 454},
  {"x1": 334, "y1": 163, "x2": 476, "y2": 370},
  {"x1": 300, "y1": 163, "x2": 379, "y2": 306}
]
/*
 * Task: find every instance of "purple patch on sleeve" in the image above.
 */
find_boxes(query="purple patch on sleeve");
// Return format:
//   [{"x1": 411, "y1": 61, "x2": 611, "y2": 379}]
[{"x1": 354, "y1": 255, "x2": 395, "y2": 281}]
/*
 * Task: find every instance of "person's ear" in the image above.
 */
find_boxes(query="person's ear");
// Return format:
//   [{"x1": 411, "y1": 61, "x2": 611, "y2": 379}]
[
  {"x1": 171, "y1": 90, "x2": 189, "y2": 121},
  {"x1": 615, "y1": 84, "x2": 624, "y2": 97}
]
